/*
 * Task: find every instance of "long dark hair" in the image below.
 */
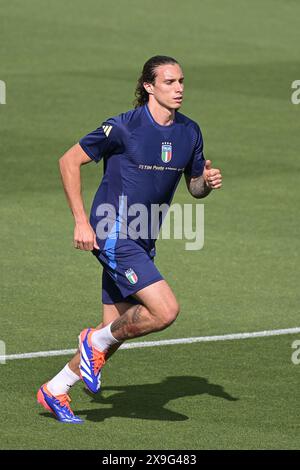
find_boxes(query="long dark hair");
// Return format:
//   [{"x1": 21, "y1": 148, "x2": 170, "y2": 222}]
[{"x1": 134, "y1": 55, "x2": 179, "y2": 108}]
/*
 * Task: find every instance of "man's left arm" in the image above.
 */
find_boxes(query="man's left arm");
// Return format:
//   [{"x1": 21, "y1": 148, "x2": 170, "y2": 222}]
[{"x1": 185, "y1": 159, "x2": 222, "y2": 198}]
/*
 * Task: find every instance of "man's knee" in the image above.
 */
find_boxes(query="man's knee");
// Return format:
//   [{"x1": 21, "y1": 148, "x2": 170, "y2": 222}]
[{"x1": 157, "y1": 300, "x2": 180, "y2": 329}]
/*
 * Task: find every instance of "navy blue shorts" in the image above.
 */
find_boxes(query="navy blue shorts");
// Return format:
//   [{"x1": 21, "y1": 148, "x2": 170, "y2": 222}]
[{"x1": 92, "y1": 240, "x2": 163, "y2": 305}]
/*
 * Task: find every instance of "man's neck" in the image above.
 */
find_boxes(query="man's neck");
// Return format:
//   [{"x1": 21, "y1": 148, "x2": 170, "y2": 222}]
[{"x1": 147, "y1": 100, "x2": 175, "y2": 126}]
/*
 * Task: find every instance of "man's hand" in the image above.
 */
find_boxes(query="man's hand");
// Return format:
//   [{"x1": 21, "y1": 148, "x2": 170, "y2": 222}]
[
  {"x1": 185, "y1": 159, "x2": 222, "y2": 199},
  {"x1": 74, "y1": 221, "x2": 99, "y2": 251},
  {"x1": 203, "y1": 160, "x2": 222, "y2": 190}
]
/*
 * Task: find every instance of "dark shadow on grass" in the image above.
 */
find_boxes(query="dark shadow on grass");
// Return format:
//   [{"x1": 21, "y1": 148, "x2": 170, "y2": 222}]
[
  {"x1": 39, "y1": 412, "x2": 57, "y2": 421},
  {"x1": 77, "y1": 376, "x2": 238, "y2": 423}
]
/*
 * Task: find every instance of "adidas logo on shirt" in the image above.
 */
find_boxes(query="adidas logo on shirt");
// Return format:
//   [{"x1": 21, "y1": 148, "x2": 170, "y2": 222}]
[{"x1": 102, "y1": 124, "x2": 112, "y2": 137}]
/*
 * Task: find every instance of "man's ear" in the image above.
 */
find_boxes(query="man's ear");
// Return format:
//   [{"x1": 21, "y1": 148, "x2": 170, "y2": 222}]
[{"x1": 143, "y1": 82, "x2": 153, "y2": 95}]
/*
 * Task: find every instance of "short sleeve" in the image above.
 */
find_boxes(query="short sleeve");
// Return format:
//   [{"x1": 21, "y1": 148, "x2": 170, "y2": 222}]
[
  {"x1": 184, "y1": 125, "x2": 205, "y2": 177},
  {"x1": 79, "y1": 118, "x2": 122, "y2": 163}
]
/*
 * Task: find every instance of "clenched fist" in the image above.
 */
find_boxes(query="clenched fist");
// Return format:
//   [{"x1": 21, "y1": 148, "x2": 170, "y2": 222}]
[{"x1": 74, "y1": 221, "x2": 99, "y2": 251}]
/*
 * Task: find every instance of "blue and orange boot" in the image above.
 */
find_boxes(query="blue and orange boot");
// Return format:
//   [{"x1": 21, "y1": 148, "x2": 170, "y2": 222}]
[
  {"x1": 37, "y1": 383, "x2": 83, "y2": 424},
  {"x1": 79, "y1": 328, "x2": 106, "y2": 394}
]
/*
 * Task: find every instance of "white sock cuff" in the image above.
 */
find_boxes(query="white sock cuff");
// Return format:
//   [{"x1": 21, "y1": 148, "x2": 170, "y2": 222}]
[
  {"x1": 107, "y1": 322, "x2": 120, "y2": 344},
  {"x1": 91, "y1": 322, "x2": 119, "y2": 352}
]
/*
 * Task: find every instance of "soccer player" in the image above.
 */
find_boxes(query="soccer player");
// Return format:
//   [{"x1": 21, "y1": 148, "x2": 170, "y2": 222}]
[{"x1": 37, "y1": 56, "x2": 222, "y2": 423}]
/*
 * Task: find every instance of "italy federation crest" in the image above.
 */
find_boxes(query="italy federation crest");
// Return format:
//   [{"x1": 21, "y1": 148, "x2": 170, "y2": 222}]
[
  {"x1": 125, "y1": 268, "x2": 138, "y2": 285},
  {"x1": 161, "y1": 142, "x2": 172, "y2": 163}
]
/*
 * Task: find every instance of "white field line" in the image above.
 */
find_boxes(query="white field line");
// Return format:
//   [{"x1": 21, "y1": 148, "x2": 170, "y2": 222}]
[{"x1": 1, "y1": 327, "x2": 300, "y2": 362}]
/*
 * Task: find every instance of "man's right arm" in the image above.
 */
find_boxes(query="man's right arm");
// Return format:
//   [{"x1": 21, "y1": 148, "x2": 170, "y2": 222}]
[{"x1": 58, "y1": 143, "x2": 99, "y2": 251}]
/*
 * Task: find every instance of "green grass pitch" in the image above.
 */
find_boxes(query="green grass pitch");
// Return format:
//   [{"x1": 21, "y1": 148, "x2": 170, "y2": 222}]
[{"x1": 0, "y1": 0, "x2": 299, "y2": 449}]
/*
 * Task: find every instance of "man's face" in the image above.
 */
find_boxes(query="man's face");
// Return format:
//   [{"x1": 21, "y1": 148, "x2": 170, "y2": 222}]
[{"x1": 144, "y1": 63, "x2": 184, "y2": 110}]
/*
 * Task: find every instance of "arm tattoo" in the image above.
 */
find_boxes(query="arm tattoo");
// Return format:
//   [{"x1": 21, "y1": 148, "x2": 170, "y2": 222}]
[{"x1": 186, "y1": 175, "x2": 211, "y2": 199}]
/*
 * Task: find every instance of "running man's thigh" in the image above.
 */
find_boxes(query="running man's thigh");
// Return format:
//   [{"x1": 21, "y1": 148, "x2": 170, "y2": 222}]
[
  {"x1": 102, "y1": 280, "x2": 180, "y2": 326},
  {"x1": 133, "y1": 279, "x2": 180, "y2": 318}
]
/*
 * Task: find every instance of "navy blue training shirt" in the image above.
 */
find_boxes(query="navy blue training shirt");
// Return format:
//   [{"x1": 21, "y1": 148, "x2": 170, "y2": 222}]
[{"x1": 79, "y1": 104, "x2": 205, "y2": 254}]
